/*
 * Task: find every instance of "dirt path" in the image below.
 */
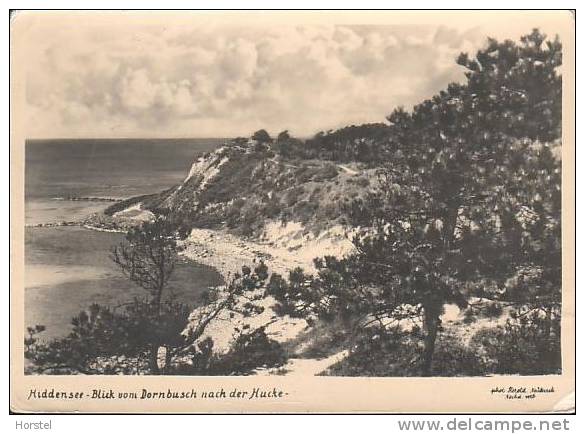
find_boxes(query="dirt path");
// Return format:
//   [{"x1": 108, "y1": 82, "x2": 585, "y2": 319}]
[{"x1": 338, "y1": 164, "x2": 359, "y2": 175}]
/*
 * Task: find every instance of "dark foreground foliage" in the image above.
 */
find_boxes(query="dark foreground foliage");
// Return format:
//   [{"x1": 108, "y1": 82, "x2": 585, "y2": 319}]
[
  {"x1": 25, "y1": 302, "x2": 287, "y2": 376},
  {"x1": 25, "y1": 300, "x2": 192, "y2": 375},
  {"x1": 322, "y1": 309, "x2": 561, "y2": 377},
  {"x1": 25, "y1": 262, "x2": 286, "y2": 375},
  {"x1": 171, "y1": 328, "x2": 287, "y2": 376},
  {"x1": 469, "y1": 308, "x2": 562, "y2": 375}
]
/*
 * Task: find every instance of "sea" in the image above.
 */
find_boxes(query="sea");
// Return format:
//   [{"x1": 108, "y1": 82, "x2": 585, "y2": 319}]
[{"x1": 25, "y1": 139, "x2": 226, "y2": 340}]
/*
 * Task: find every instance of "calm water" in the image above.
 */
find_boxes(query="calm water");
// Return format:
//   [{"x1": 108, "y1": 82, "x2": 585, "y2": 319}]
[
  {"x1": 26, "y1": 139, "x2": 225, "y2": 204},
  {"x1": 25, "y1": 139, "x2": 226, "y2": 339}
]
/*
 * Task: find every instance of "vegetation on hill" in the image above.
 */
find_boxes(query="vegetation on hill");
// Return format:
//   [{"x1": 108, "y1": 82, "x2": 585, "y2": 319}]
[
  {"x1": 274, "y1": 123, "x2": 392, "y2": 163},
  {"x1": 266, "y1": 28, "x2": 562, "y2": 376},
  {"x1": 139, "y1": 143, "x2": 376, "y2": 237}
]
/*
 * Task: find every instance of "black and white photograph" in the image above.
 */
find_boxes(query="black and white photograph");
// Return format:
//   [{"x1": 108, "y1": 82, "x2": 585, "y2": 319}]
[{"x1": 10, "y1": 9, "x2": 575, "y2": 414}]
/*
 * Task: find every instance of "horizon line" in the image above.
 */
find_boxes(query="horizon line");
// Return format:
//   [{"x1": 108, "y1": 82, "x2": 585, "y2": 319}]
[
  {"x1": 25, "y1": 135, "x2": 318, "y2": 142},
  {"x1": 26, "y1": 136, "x2": 234, "y2": 141}
]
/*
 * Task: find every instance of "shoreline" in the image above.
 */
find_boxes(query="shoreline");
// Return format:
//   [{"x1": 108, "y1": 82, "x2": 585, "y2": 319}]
[
  {"x1": 26, "y1": 220, "x2": 125, "y2": 234},
  {"x1": 182, "y1": 223, "x2": 355, "y2": 280},
  {"x1": 182, "y1": 228, "x2": 311, "y2": 280},
  {"x1": 25, "y1": 202, "x2": 344, "y2": 367},
  {"x1": 27, "y1": 212, "x2": 353, "y2": 282},
  {"x1": 53, "y1": 196, "x2": 122, "y2": 202}
]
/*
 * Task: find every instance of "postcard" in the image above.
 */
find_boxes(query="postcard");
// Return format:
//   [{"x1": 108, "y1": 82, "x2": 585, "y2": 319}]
[{"x1": 10, "y1": 10, "x2": 575, "y2": 413}]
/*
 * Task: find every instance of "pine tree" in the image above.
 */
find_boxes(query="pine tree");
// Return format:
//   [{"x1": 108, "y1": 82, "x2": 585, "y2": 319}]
[{"x1": 269, "y1": 29, "x2": 562, "y2": 376}]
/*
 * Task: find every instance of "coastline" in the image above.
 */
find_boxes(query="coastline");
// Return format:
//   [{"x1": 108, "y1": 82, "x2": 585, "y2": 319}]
[
  {"x1": 182, "y1": 228, "x2": 310, "y2": 279},
  {"x1": 27, "y1": 199, "x2": 352, "y2": 372},
  {"x1": 179, "y1": 227, "x2": 312, "y2": 353},
  {"x1": 179, "y1": 224, "x2": 357, "y2": 360},
  {"x1": 182, "y1": 223, "x2": 355, "y2": 280}
]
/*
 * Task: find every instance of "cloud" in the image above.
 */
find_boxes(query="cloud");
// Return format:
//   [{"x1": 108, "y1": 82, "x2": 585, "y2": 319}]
[{"x1": 21, "y1": 16, "x2": 566, "y2": 138}]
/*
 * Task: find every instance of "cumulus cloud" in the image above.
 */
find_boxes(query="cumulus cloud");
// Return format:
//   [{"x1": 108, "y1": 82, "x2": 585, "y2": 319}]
[{"x1": 21, "y1": 15, "x2": 566, "y2": 138}]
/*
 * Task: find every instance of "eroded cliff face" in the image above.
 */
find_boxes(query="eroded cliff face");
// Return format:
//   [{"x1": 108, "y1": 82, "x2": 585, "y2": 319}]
[
  {"x1": 150, "y1": 139, "x2": 376, "y2": 242},
  {"x1": 159, "y1": 145, "x2": 232, "y2": 211},
  {"x1": 184, "y1": 146, "x2": 230, "y2": 185}
]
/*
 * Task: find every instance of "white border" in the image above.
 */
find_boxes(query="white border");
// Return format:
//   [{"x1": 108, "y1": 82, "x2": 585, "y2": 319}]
[{"x1": 3, "y1": 2, "x2": 580, "y2": 432}]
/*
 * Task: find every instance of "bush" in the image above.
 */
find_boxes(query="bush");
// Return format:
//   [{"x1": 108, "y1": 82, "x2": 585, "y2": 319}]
[
  {"x1": 220, "y1": 327, "x2": 287, "y2": 374},
  {"x1": 252, "y1": 129, "x2": 272, "y2": 143},
  {"x1": 482, "y1": 302, "x2": 504, "y2": 319},
  {"x1": 324, "y1": 325, "x2": 487, "y2": 377},
  {"x1": 25, "y1": 300, "x2": 192, "y2": 375},
  {"x1": 347, "y1": 176, "x2": 370, "y2": 188},
  {"x1": 226, "y1": 199, "x2": 246, "y2": 228},
  {"x1": 284, "y1": 316, "x2": 353, "y2": 359},
  {"x1": 469, "y1": 309, "x2": 561, "y2": 375},
  {"x1": 312, "y1": 163, "x2": 339, "y2": 182},
  {"x1": 462, "y1": 308, "x2": 477, "y2": 324},
  {"x1": 262, "y1": 196, "x2": 282, "y2": 219},
  {"x1": 324, "y1": 326, "x2": 421, "y2": 377},
  {"x1": 431, "y1": 332, "x2": 486, "y2": 376},
  {"x1": 292, "y1": 200, "x2": 319, "y2": 223},
  {"x1": 318, "y1": 203, "x2": 339, "y2": 221},
  {"x1": 326, "y1": 310, "x2": 560, "y2": 377},
  {"x1": 285, "y1": 186, "x2": 305, "y2": 207},
  {"x1": 239, "y1": 206, "x2": 261, "y2": 237},
  {"x1": 173, "y1": 327, "x2": 287, "y2": 376}
]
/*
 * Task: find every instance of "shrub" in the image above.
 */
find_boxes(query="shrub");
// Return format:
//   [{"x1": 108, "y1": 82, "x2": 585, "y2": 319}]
[
  {"x1": 318, "y1": 203, "x2": 339, "y2": 221},
  {"x1": 292, "y1": 200, "x2": 319, "y2": 223},
  {"x1": 173, "y1": 327, "x2": 287, "y2": 376},
  {"x1": 220, "y1": 327, "x2": 287, "y2": 374},
  {"x1": 431, "y1": 332, "x2": 487, "y2": 376},
  {"x1": 285, "y1": 186, "x2": 305, "y2": 207},
  {"x1": 239, "y1": 206, "x2": 261, "y2": 237},
  {"x1": 482, "y1": 302, "x2": 504, "y2": 319},
  {"x1": 462, "y1": 308, "x2": 477, "y2": 324},
  {"x1": 262, "y1": 196, "x2": 282, "y2": 219},
  {"x1": 284, "y1": 316, "x2": 353, "y2": 359},
  {"x1": 312, "y1": 163, "x2": 339, "y2": 182},
  {"x1": 323, "y1": 326, "x2": 421, "y2": 377},
  {"x1": 350, "y1": 176, "x2": 370, "y2": 188},
  {"x1": 469, "y1": 309, "x2": 561, "y2": 375},
  {"x1": 226, "y1": 199, "x2": 246, "y2": 228},
  {"x1": 323, "y1": 325, "x2": 487, "y2": 377},
  {"x1": 252, "y1": 129, "x2": 272, "y2": 143},
  {"x1": 25, "y1": 300, "x2": 192, "y2": 375}
]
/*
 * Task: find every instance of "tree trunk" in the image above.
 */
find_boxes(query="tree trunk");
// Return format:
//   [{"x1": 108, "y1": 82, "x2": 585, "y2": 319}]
[
  {"x1": 543, "y1": 306, "x2": 552, "y2": 341},
  {"x1": 421, "y1": 306, "x2": 441, "y2": 376},
  {"x1": 149, "y1": 344, "x2": 160, "y2": 375},
  {"x1": 152, "y1": 286, "x2": 163, "y2": 316},
  {"x1": 163, "y1": 346, "x2": 172, "y2": 374},
  {"x1": 418, "y1": 201, "x2": 459, "y2": 376},
  {"x1": 149, "y1": 285, "x2": 164, "y2": 374}
]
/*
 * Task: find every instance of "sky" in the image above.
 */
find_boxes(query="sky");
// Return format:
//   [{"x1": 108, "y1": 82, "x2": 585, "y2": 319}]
[{"x1": 16, "y1": 12, "x2": 571, "y2": 139}]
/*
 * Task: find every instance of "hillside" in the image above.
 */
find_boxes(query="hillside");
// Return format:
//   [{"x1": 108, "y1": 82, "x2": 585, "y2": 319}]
[
  {"x1": 91, "y1": 136, "x2": 377, "y2": 365},
  {"x1": 101, "y1": 137, "x2": 378, "y2": 241}
]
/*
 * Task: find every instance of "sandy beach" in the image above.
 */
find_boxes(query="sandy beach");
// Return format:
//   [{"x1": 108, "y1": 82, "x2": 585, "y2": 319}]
[
  {"x1": 179, "y1": 223, "x2": 356, "y2": 371},
  {"x1": 182, "y1": 222, "x2": 355, "y2": 279}
]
